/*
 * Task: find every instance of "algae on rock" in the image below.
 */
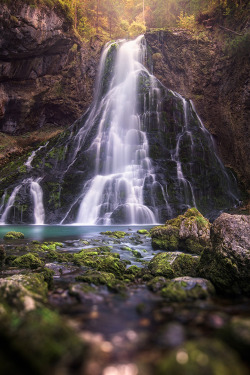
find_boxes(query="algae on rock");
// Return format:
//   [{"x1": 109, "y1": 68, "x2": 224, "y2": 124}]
[{"x1": 151, "y1": 208, "x2": 211, "y2": 254}]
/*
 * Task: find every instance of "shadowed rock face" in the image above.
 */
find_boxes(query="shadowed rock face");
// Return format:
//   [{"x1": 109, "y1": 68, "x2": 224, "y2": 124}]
[
  {"x1": 145, "y1": 30, "x2": 250, "y2": 190},
  {"x1": 199, "y1": 213, "x2": 250, "y2": 295},
  {"x1": 0, "y1": 2, "x2": 101, "y2": 134}
]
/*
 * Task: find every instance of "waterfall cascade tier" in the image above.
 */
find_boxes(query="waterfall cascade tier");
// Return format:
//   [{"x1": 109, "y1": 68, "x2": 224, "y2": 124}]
[{"x1": 0, "y1": 36, "x2": 240, "y2": 225}]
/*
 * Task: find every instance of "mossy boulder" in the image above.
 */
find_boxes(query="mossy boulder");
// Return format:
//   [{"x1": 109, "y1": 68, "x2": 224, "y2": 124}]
[
  {"x1": 0, "y1": 308, "x2": 87, "y2": 375},
  {"x1": 198, "y1": 213, "x2": 250, "y2": 296},
  {"x1": 161, "y1": 277, "x2": 215, "y2": 302},
  {"x1": 73, "y1": 250, "x2": 126, "y2": 277},
  {"x1": 76, "y1": 271, "x2": 116, "y2": 287},
  {"x1": 0, "y1": 273, "x2": 49, "y2": 312},
  {"x1": 12, "y1": 253, "x2": 44, "y2": 269},
  {"x1": 148, "y1": 253, "x2": 176, "y2": 278},
  {"x1": 147, "y1": 276, "x2": 167, "y2": 292},
  {"x1": 151, "y1": 208, "x2": 211, "y2": 254},
  {"x1": 155, "y1": 339, "x2": 247, "y2": 375},
  {"x1": 4, "y1": 231, "x2": 25, "y2": 240},
  {"x1": 148, "y1": 252, "x2": 199, "y2": 278}
]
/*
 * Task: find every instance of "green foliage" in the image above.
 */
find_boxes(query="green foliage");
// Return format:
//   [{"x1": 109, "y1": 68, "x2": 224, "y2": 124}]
[
  {"x1": 128, "y1": 21, "x2": 146, "y2": 37},
  {"x1": 177, "y1": 11, "x2": 196, "y2": 31},
  {"x1": 224, "y1": 32, "x2": 250, "y2": 57}
]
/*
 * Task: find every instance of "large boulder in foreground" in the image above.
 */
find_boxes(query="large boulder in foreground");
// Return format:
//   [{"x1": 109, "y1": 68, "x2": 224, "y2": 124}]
[
  {"x1": 151, "y1": 208, "x2": 211, "y2": 254},
  {"x1": 199, "y1": 213, "x2": 250, "y2": 296}
]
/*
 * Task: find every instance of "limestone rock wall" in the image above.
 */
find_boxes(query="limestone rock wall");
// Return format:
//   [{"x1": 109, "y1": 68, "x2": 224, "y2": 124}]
[
  {"x1": 0, "y1": 2, "x2": 101, "y2": 134},
  {"x1": 145, "y1": 30, "x2": 250, "y2": 190}
]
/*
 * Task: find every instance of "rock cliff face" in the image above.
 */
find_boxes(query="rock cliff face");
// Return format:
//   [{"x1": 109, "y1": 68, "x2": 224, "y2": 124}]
[
  {"x1": 0, "y1": 2, "x2": 101, "y2": 134},
  {"x1": 145, "y1": 30, "x2": 250, "y2": 190}
]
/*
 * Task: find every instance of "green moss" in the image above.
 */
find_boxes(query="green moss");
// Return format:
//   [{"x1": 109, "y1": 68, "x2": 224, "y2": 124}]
[
  {"x1": 73, "y1": 251, "x2": 126, "y2": 277},
  {"x1": 147, "y1": 276, "x2": 167, "y2": 292},
  {"x1": 161, "y1": 277, "x2": 215, "y2": 301},
  {"x1": 148, "y1": 253, "x2": 175, "y2": 278},
  {"x1": 41, "y1": 268, "x2": 55, "y2": 290},
  {"x1": 18, "y1": 273, "x2": 49, "y2": 301},
  {"x1": 185, "y1": 238, "x2": 205, "y2": 254},
  {"x1": 132, "y1": 250, "x2": 142, "y2": 258},
  {"x1": 100, "y1": 231, "x2": 127, "y2": 239},
  {"x1": 171, "y1": 253, "x2": 199, "y2": 277},
  {"x1": 4, "y1": 231, "x2": 25, "y2": 240},
  {"x1": 76, "y1": 271, "x2": 116, "y2": 288},
  {"x1": 46, "y1": 249, "x2": 74, "y2": 263},
  {"x1": 198, "y1": 247, "x2": 242, "y2": 295},
  {"x1": 151, "y1": 208, "x2": 210, "y2": 254},
  {"x1": 12, "y1": 253, "x2": 44, "y2": 269},
  {"x1": 137, "y1": 229, "x2": 150, "y2": 235},
  {"x1": 151, "y1": 227, "x2": 179, "y2": 251}
]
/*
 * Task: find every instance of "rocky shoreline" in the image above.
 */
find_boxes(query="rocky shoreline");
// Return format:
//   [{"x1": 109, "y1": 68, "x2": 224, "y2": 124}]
[{"x1": 0, "y1": 208, "x2": 249, "y2": 374}]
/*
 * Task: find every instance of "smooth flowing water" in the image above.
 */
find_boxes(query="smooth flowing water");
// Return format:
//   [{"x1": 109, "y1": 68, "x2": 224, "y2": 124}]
[{"x1": 77, "y1": 37, "x2": 159, "y2": 225}]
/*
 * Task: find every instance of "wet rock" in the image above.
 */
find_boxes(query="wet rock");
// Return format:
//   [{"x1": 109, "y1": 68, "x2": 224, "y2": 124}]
[
  {"x1": 199, "y1": 213, "x2": 250, "y2": 295},
  {"x1": 155, "y1": 339, "x2": 248, "y2": 375},
  {"x1": 161, "y1": 277, "x2": 215, "y2": 302},
  {"x1": 151, "y1": 208, "x2": 211, "y2": 254}
]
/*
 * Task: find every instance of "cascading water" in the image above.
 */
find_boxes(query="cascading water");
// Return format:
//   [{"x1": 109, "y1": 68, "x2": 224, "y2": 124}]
[
  {"x1": 77, "y1": 36, "x2": 159, "y2": 224},
  {"x1": 30, "y1": 178, "x2": 45, "y2": 224},
  {"x1": 0, "y1": 35, "x2": 241, "y2": 224}
]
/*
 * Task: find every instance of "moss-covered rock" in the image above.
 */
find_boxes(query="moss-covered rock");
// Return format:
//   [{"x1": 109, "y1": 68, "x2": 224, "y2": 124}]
[
  {"x1": 4, "y1": 231, "x2": 25, "y2": 240},
  {"x1": 151, "y1": 208, "x2": 211, "y2": 254},
  {"x1": 0, "y1": 273, "x2": 49, "y2": 312},
  {"x1": 198, "y1": 213, "x2": 250, "y2": 296},
  {"x1": 148, "y1": 252, "x2": 199, "y2": 279},
  {"x1": 161, "y1": 277, "x2": 215, "y2": 302},
  {"x1": 147, "y1": 276, "x2": 167, "y2": 292},
  {"x1": 100, "y1": 231, "x2": 127, "y2": 239},
  {"x1": 137, "y1": 229, "x2": 150, "y2": 235},
  {"x1": 0, "y1": 307, "x2": 87, "y2": 375},
  {"x1": 12, "y1": 253, "x2": 44, "y2": 269},
  {"x1": 73, "y1": 250, "x2": 126, "y2": 277},
  {"x1": 148, "y1": 252, "x2": 175, "y2": 278},
  {"x1": 76, "y1": 271, "x2": 116, "y2": 287},
  {"x1": 155, "y1": 339, "x2": 247, "y2": 375},
  {"x1": 171, "y1": 253, "x2": 199, "y2": 277}
]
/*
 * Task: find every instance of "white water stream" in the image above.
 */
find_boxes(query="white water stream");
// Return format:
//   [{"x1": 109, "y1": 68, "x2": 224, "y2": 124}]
[{"x1": 77, "y1": 36, "x2": 159, "y2": 224}]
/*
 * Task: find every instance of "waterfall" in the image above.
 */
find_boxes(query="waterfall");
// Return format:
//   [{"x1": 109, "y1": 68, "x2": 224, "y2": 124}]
[
  {"x1": 30, "y1": 179, "x2": 45, "y2": 224},
  {"x1": 25, "y1": 142, "x2": 49, "y2": 171},
  {"x1": 0, "y1": 178, "x2": 45, "y2": 224},
  {"x1": 76, "y1": 36, "x2": 161, "y2": 224},
  {"x1": 0, "y1": 185, "x2": 22, "y2": 224},
  {"x1": 0, "y1": 35, "x2": 241, "y2": 224}
]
